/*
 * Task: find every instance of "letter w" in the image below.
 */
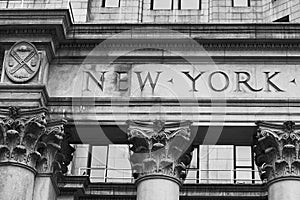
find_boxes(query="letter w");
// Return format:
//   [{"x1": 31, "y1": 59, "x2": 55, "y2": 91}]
[{"x1": 135, "y1": 71, "x2": 162, "y2": 92}]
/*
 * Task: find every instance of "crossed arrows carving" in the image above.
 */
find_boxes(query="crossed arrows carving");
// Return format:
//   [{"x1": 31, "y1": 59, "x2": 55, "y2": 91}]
[{"x1": 9, "y1": 50, "x2": 37, "y2": 75}]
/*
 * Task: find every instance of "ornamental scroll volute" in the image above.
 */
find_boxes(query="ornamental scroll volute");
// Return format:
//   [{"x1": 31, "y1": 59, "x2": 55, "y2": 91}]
[
  {"x1": 3, "y1": 41, "x2": 41, "y2": 83},
  {"x1": 127, "y1": 120, "x2": 193, "y2": 182},
  {"x1": 253, "y1": 121, "x2": 300, "y2": 182},
  {"x1": 0, "y1": 107, "x2": 74, "y2": 177}
]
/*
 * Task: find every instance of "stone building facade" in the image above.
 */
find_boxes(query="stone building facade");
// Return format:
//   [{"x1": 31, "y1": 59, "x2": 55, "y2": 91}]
[{"x1": 1, "y1": 0, "x2": 300, "y2": 200}]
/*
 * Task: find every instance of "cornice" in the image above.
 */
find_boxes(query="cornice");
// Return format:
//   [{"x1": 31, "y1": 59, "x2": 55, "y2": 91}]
[
  {"x1": 57, "y1": 39, "x2": 300, "y2": 50},
  {"x1": 0, "y1": 9, "x2": 72, "y2": 57},
  {"x1": 0, "y1": 9, "x2": 72, "y2": 38},
  {"x1": 2, "y1": 9, "x2": 300, "y2": 53},
  {"x1": 70, "y1": 23, "x2": 300, "y2": 37},
  {"x1": 0, "y1": 84, "x2": 49, "y2": 108}
]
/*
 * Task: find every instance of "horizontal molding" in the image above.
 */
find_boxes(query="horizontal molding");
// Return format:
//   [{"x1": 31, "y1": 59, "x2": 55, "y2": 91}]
[
  {"x1": 49, "y1": 97, "x2": 300, "y2": 104},
  {"x1": 59, "y1": 176, "x2": 267, "y2": 199},
  {"x1": 58, "y1": 40, "x2": 300, "y2": 50},
  {"x1": 1, "y1": 10, "x2": 300, "y2": 54}
]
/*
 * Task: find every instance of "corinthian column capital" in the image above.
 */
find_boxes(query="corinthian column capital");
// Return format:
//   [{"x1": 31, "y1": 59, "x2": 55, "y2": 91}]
[
  {"x1": 127, "y1": 120, "x2": 193, "y2": 183},
  {"x1": 0, "y1": 106, "x2": 74, "y2": 176},
  {"x1": 36, "y1": 120, "x2": 75, "y2": 177},
  {"x1": 254, "y1": 121, "x2": 300, "y2": 183}
]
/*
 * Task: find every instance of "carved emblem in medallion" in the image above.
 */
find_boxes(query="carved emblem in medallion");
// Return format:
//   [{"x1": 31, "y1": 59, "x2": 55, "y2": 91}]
[{"x1": 4, "y1": 41, "x2": 40, "y2": 83}]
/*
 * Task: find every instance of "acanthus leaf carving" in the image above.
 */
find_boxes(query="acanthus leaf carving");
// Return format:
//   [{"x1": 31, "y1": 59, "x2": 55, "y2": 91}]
[
  {"x1": 0, "y1": 106, "x2": 74, "y2": 178},
  {"x1": 36, "y1": 122, "x2": 65, "y2": 175},
  {"x1": 127, "y1": 120, "x2": 193, "y2": 182},
  {"x1": 254, "y1": 121, "x2": 300, "y2": 182},
  {"x1": 0, "y1": 107, "x2": 46, "y2": 166}
]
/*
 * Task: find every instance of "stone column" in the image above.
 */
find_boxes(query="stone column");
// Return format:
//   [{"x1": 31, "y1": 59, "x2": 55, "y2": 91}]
[
  {"x1": 0, "y1": 107, "x2": 47, "y2": 200},
  {"x1": 127, "y1": 120, "x2": 193, "y2": 200},
  {"x1": 253, "y1": 121, "x2": 300, "y2": 200},
  {"x1": 0, "y1": 106, "x2": 74, "y2": 200}
]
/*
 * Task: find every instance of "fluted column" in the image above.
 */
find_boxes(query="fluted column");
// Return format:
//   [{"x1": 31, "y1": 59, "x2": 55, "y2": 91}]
[
  {"x1": 253, "y1": 121, "x2": 300, "y2": 200},
  {"x1": 127, "y1": 120, "x2": 193, "y2": 200},
  {"x1": 0, "y1": 106, "x2": 74, "y2": 200}
]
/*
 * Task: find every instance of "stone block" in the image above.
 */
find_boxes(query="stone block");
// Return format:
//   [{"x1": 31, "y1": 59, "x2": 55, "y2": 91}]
[
  {"x1": 71, "y1": 2, "x2": 81, "y2": 8},
  {"x1": 81, "y1": 2, "x2": 88, "y2": 9}
]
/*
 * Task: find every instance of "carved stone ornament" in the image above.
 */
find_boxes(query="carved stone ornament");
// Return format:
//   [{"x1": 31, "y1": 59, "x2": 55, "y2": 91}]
[
  {"x1": 36, "y1": 121, "x2": 75, "y2": 176},
  {"x1": 0, "y1": 107, "x2": 74, "y2": 176},
  {"x1": 127, "y1": 120, "x2": 193, "y2": 182},
  {"x1": 253, "y1": 121, "x2": 300, "y2": 183},
  {"x1": 4, "y1": 41, "x2": 40, "y2": 83}
]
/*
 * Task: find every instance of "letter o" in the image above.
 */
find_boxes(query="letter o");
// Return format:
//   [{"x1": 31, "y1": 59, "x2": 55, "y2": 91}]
[{"x1": 208, "y1": 71, "x2": 230, "y2": 92}]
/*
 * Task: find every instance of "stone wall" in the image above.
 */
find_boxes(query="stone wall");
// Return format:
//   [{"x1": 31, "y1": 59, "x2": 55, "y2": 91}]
[
  {"x1": 262, "y1": 0, "x2": 300, "y2": 22},
  {"x1": 88, "y1": 0, "x2": 140, "y2": 23},
  {"x1": 0, "y1": 0, "x2": 69, "y2": 9},
  {"x1": 142, "y1": 0, "x2": 208, "y2": 23},
  {"x1": 70, "y1": 0, "x2": 88, "y2": 22},
  {"x1": 209, "y1": 0, "x2": 263, "y2": 23},
  {"x1": 1, "y1": 0, "x2": 300, "y2": 23}
]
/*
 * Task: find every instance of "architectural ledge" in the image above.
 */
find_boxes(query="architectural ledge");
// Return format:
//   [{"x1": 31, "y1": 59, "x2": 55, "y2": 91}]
[
  {"x1": 0, "y1": 9, "x2": 73, "y2": 58},
  {"x1": 181, "y1": 183, "x2": 268, "y2": 199},
  {"x1": 0, "y1": 9, "x2": 72, "y2": 38},
  {"x1": 0, "y1": 84, "x2": 49, "y2": 108},
  {"x1": 1, "y1": 9, "x2": 300, "y2": 54},
  {"x1": 58, "y1": 176, "x2": 89, "y2": 196},
  {"x1": 58, "y1": 176, "x2": 267, "y2": 200}
]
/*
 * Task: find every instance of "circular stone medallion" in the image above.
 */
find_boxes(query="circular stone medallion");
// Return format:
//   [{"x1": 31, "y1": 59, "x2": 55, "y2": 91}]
[{"x1": 5, "y1": 41, "x2": 40, "y2": 83}]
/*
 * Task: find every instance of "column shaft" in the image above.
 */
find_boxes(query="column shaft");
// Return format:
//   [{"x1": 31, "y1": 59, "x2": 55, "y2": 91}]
[
  {"x1": 268, "y1": 178, "x2": 300, "y2": 200},
  {"x1": 137, "y1": 175, "x2": 180, "y2": 200},
  {"x1": 33, "y1": 174, "x2": 59, "y2": 200},
  {"x1": 0, "y1": 164, "x2": 35, "y2": 200}
]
